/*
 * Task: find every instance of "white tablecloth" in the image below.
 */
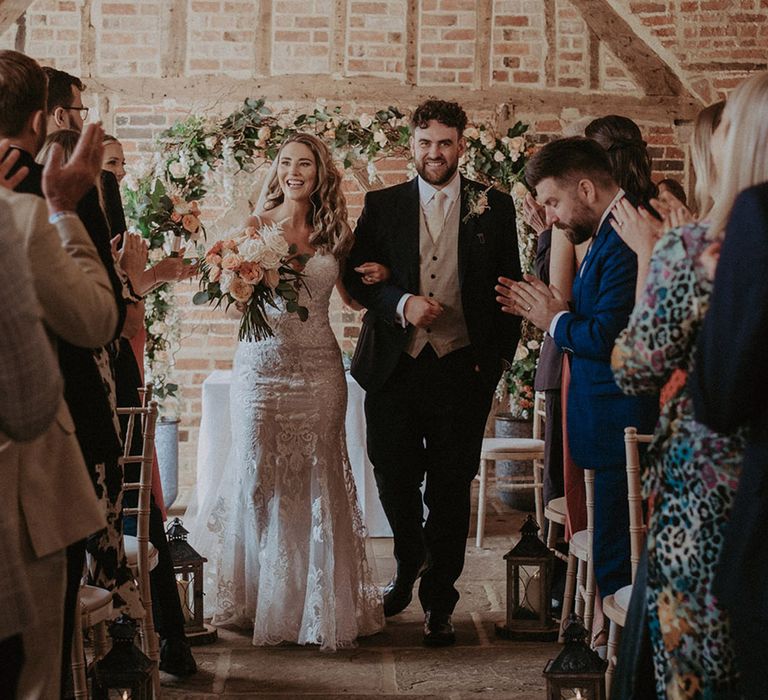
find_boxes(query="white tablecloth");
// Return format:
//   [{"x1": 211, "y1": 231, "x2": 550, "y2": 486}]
[{"x1": 195, "y1": 369, "x2": 392, "y2": 537}]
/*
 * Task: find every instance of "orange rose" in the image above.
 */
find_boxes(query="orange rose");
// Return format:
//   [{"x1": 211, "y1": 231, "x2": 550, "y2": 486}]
[{"x1": 229, "y1": 276, "x2": 254, "y2": 303}]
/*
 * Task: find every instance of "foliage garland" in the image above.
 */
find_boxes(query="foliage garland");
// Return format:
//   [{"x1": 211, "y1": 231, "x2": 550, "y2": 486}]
[{"x1": 123, "y1": 98, "x2": 541, "y2": 418}]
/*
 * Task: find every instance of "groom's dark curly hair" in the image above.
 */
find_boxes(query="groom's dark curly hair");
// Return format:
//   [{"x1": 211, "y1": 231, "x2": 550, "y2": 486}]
[{"x1": 411, "y1": 99, "x2": 467, "y2": 136}]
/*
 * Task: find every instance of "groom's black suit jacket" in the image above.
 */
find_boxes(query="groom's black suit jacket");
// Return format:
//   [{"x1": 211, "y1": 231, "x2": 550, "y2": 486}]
[{"x1": 344, "y1": 176, "x2": 522, "y2": 394}]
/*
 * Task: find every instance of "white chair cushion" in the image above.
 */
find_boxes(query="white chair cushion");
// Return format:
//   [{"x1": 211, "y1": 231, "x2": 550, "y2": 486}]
[
  {"x1": 481, "y1": 437, "x2": 545, "y2": 459},
  {"x1": 80, "y1": 584, "x2": 114, "y2": 626},
  {"x1": 545, "y1": 496, "x2": 567, "y2": 523},
  {"x1": 569, "y1": 529, "x2": 590, "y2": 560},
  {"x1": 602, "y1": 584, "x2": 632, "y2": 627},
  {"x1": 124, "y1": 535, "x2": 159, "y2": 572}
]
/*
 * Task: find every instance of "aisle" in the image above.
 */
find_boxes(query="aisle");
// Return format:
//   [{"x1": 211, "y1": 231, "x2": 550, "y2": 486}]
[{"x1": 162, "y1": 485, "x2": 558, "y2": 698}]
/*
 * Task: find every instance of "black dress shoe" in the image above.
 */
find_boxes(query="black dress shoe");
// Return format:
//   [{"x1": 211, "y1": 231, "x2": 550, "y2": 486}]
[
  {"x1": 159, "y1": 636, "x2": 198, "y2": 677},
  {"x1": 382, "y1": 576, "x2": 415, "y2": 617},
  {"x1": 423, "y1": 611, "x2": 455, "y2": 647}
]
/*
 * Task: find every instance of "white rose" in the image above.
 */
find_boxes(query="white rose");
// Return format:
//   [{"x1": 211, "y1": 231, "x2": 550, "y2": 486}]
[
  {"x1": 464, "y1": 126, "x2": 480, "y2": 140},
  {"x1": 238, "y1": 237, "x2": 265, "y2": 263},
  {"x1": 154, "y1": 350, "x2": 168, "y2": 364},
  {"x1": 480, "y1": 131, "x2": 496, "y2": 149},
  {"x1": 359, "y1": 113, "x2": 373, "y2": 129},
  {"x1": 148, "y1": 248, "x2": 165, "y2": 263},
  {"x1": 168, "y1": 160, "x2": 188, "y2": 179},
  {"x1": 204, "y1": 136, "x2": 217, "y2": 150},
  {"x1": 259, "y1": 249, "x2": 281, "y2": 269},
  {"x1": 149, "y1": 321, "x2": 167, "y2": 336},
  {"x1": 257, "y1": 126, "x2": 271, "y2": 140},
  {"x1": 493, "y1": 150, "x2": 505, "y2": 162},
  {"x1": 508, "y1": 136, "x2": 525, "y2": 154},
  {"x1": 527, "y1": 340, "x2": 540, "y2": 350},
  {"x1": 373, "y1": 130, "x2": 387, "y2": 147},
  {"x1": 262, "y1": 230, "x2": 290, "y2": 258}
]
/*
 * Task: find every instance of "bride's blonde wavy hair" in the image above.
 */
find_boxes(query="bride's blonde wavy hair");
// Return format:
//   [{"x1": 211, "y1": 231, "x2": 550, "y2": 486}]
[{"x1": 260, "y1": 133, "x2": 353, "y2": 259}]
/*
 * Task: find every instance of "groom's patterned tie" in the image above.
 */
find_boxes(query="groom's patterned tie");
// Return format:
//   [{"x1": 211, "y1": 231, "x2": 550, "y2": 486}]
[{"x1": 426, "y1": 190, "x2": 447, "y2": 242}]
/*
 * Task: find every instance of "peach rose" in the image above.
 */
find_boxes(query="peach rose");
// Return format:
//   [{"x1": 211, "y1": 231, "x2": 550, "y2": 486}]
[
  {"x1": 238, "y1": 261, "x2": 264, "y2": 285},
  {"x1": 182, "y1": 214, "x2": 200, "y2": 234},
  {"x1": 205, "y1": 253, "x2": 222, "y2": 267},
  {"x1": 171, "y1": 211, "x2": 182, "y2": 223},
  {"x1": 221, "y1": 253, "x2": 244, "y2": 271},
  {"x1": 222, "y1": 239, "x2": 239, "y2": 251},
  {"x1": 229, "y1": 276, "x2": 254, "y2": 303},
  {"x1": 209, "y1": 267, "x2": 222, "y2": 283}
]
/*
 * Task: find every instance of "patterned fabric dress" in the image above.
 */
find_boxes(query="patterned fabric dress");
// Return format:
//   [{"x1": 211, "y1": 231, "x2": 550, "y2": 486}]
[{"x1": 612, "y1": 222, "x2": 745, "y2": 699}]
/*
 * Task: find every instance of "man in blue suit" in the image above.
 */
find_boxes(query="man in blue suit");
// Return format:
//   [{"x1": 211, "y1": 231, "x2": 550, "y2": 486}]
[
  {"x1": 690, "y1": 182, "x2": 768, "y2": 697},
  {"x1": 496, "y1": 137, "x2": 658, "y2": 601}
]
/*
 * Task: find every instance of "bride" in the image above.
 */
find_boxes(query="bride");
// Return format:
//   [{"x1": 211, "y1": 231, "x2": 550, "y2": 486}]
[{"x1": 188, "y1": 133, "x2": 384, "y2": 650}]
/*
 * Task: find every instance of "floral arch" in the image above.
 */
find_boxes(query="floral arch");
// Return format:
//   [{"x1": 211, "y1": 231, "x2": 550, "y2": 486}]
[{"x1": 123, "y1": 98, "x2": 538, "y2": 417}]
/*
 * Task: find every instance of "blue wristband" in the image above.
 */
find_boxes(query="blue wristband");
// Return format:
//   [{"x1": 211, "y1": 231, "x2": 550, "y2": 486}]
[{"x1": 48, "y1": 211, "x2": 78, "y2": 225}]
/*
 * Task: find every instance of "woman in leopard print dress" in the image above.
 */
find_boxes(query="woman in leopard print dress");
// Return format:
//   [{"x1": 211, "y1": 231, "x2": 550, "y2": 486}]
[{"x1": 609, "y1": 75, "x2": 768, "y2": 697}]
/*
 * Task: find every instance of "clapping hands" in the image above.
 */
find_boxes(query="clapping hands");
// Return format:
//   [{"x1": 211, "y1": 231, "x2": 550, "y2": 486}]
[{"x1": 495, "y1": 273, "x2": 568, "y2": 331}]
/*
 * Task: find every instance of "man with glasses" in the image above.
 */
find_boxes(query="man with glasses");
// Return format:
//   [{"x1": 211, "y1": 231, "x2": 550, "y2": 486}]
[{"x1": 42, "y1": 67, "x2": 89, "y2": 132}]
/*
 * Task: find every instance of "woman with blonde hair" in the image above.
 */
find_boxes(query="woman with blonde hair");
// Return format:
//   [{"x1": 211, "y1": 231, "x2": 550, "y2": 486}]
[
  {"x1": 611, "y1": 71, "x2": 768, "y2": 698},
  {"x1": 188, "y1": 132, "x2": 384, "y2": 650}
]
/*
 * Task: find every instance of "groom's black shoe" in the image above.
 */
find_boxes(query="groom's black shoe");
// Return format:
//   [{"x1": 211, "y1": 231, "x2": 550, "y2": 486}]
[
  {"x1": 382, "y1": 563, "x2": 426, "y2": 617},
  {"x1": 423, "y1": 611, "x2": 455, "y2": 647},
  {"x1": 382, "y1": 575, "x2": 415, "y2": 617}
]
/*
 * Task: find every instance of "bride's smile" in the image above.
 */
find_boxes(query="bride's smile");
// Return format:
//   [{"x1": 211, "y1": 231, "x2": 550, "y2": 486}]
[{"x1": 277, "y1": 141, "x2": 317, "y2": 201}]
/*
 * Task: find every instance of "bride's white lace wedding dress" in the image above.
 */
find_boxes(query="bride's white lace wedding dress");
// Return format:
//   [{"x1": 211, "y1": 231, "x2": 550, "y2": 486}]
[{"x1": 187, "y1": 249, "x2": 383, "y2": 650}]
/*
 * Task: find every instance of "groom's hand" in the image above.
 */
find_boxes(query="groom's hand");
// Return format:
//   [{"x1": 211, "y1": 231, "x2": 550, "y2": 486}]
[{"x1": 404, "y1": 295, "x2": 443, "y2": 328}]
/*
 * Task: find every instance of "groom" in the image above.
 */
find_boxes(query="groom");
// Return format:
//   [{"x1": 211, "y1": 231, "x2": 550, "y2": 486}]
[{"x1": 344, "y1": 99, "x2": 522, "y2": 646}]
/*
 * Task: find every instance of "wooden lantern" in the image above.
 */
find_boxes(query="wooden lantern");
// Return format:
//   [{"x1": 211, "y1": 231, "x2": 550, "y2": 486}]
[
  {"x1": 496, "y1": 515, "x2": 559, "y2": 641},
  {"x1": 166, "y1": 517, "x2": 218, "y2": 645}
]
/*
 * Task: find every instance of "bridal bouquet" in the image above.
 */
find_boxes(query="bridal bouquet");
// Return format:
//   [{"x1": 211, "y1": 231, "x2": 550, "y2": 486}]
[{"x1": 193, "y1": 223, "x2": 309, "y2": 341}]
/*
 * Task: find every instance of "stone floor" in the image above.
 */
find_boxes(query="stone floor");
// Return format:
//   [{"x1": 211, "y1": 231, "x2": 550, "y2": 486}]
[{"x1": 160, "y1": 486, "x2": 559, "y2": 699}]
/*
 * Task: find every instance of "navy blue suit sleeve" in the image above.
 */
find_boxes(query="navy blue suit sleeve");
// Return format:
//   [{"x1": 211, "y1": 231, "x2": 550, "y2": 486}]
[
  {"x1": 344, "y1": 191, "x2": 409, "y2": 324},
  {"x1": 692, "y1": 185, "x2": 768, "y2": 433},
  {"x1": 553, "y1": 233, "x2": 637, "y2": 361}
]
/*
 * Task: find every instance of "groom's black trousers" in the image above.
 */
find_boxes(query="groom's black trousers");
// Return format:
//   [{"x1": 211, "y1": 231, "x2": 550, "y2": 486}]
[{"x1": 364, "y1": 344, "x2": 495, "y2": 615}]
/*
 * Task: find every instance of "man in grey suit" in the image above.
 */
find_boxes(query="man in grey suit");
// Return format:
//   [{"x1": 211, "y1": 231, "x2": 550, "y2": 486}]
[{"x1": 0, "y1": 124, "x2": 117, "y2": 698}]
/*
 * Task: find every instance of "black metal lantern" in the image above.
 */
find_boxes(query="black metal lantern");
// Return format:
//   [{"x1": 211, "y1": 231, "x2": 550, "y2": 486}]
[
  {"x1": 166, "y1": 517, "x2": 218, "y2": 645},
  {"x1": 495, "y1": 515, "x2": 559, "y2": 641},
  {"x1": 91, "y1": 616, "x2": 153, "y2": 699},
  {"x1": 543, "y1": 614, "x2": 608, "y2": 700}
]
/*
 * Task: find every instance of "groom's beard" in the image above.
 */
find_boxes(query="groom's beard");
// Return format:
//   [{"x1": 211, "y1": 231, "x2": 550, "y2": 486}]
[{"x1": 415, "y1": 155, "x2": 459, "y2": 187}]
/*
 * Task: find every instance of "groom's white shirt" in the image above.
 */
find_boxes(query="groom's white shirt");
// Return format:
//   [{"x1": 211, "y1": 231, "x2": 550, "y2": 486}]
[{"x1": 395, "y1": 171, "x2": 462, "y2": 326}]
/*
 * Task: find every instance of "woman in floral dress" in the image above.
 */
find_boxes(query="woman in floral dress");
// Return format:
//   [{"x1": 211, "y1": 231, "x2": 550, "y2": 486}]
[{"x1": 611, "y1": 72, "x2": 768, "y2": 698}]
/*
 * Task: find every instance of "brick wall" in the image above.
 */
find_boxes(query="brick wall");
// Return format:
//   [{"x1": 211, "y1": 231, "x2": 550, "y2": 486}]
[{"x1": 2, "y1": 0, "x2": 764, "y2": 493}]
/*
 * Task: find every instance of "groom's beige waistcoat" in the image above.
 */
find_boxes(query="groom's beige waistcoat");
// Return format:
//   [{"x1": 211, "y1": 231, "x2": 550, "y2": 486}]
[{"x1": 405, "y1": 195, "x2": 470, "y2": 358}]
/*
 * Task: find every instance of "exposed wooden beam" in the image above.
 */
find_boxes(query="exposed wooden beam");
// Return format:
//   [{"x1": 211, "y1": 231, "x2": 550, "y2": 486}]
[
  {"x1": 567, "y1": 0, "x2": 684, "y2": 97},
  {"x1": 405, "y1": 0, "x2": 418, "y2": 86},
  {"x1": 0, "y1": 0, "x2": 33, "y2": 39},
  {"x1": 87, "y1": 74, "x2": 701, "y2": 121},
  {"x1": 474, "y1": 0, "x2": 493, "y2": 90},
  {"x1": 255, "y1": 0, "x2": 272, "y2": 76},
  {"x1": 160, "y1": 0, "x2": 187, "y2": 79}
]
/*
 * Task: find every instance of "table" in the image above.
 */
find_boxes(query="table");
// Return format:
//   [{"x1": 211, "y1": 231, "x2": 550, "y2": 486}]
[{"x1": 195, "y1": 369, "x2": 393, "y2": 537}]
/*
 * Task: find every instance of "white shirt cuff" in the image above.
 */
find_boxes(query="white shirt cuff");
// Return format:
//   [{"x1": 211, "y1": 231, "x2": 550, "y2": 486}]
[
  {"x1": 549, "y1": 310, "x2": 568, "y2": 338},
  {"x1": 396, "y1": 293, "x2": 413, "y2": 328}
]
